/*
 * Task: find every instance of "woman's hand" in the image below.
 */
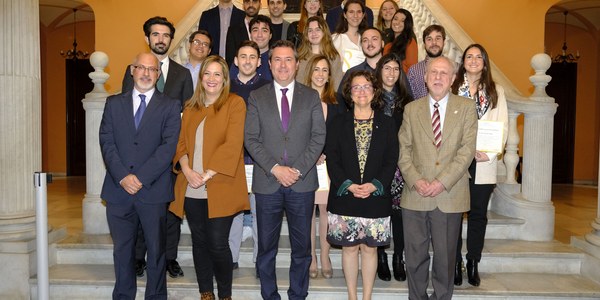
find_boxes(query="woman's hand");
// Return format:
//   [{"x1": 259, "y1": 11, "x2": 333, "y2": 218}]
[
  {"x1": 475, "y1": 151, "x2": 490, "y2": 162},
  {"x1": 183, "y1": 168, "x2": 206, "y2": 189},
  {"x1": 348, "y1": 183, "x2": 375, "y2": 198}
]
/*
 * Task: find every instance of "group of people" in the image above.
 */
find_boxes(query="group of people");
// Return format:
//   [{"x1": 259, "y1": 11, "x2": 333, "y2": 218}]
[{"x1": 99, "y1": 1, "x2": 508, "y2": 300}]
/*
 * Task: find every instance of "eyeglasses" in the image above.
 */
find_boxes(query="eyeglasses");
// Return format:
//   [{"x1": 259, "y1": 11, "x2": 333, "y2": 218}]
[
  {"x1": 383, "y1": 66, "x2": 400, "y2": 73},
  {"x1": 192, "y1": 40, "x2": 210, "y2": 48},
  {"x1": 351, "y1": 84, "x2": 373, "y2": 92},
  {"x1": 132, "y1": 65, "x2": 159, "y2": 73}
]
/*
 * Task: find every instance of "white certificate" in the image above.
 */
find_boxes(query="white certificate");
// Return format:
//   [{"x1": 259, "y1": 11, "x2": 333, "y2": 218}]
[
  {"x1": 316, "y1": 163, "x2": 330, "y2": 192},
  {"x1": 245, "y1": 165, "x2": 253, "y2": 192},
  {"x1": 476, "y1": 120, "x2": 504, "y2": 154}
]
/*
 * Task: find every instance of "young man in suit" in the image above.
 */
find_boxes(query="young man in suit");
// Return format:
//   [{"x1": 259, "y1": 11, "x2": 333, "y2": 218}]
[
  {"x1": 398, "y1": 56, "x2": 477, "y2": 300},
  {"x1": 100, "y1": 52, "x2": 181, "y2": 299},
  {"x1": 225, "y1": 0, "x2": 262, "y2": 66},
  {"x1": 120, "y1": 16, "x2": 192, "y2": 279},
  {"x1": 244, "y1": 40, "x2": 326, "y2": 300},
  {"x1": 198, "y1": 0, "x2": 245, "y2": 58}
]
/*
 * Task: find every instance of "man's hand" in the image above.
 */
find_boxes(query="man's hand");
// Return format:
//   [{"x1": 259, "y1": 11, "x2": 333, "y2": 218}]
[
  {"x1": 414, "y1": 179, "x2": 430, "y2": 197},
  {"x1": 317, "y1": 154, "x2": 326, "y2": 165},
  {"x1": 422, "y1": 179, "x2": 445, "y2": 197},
  {"x1": 272, "y1": 165, "x2": 300, "y2": 187},
  {"x1": 120, "y1": 174, "x2": 142, "y2": 195}
]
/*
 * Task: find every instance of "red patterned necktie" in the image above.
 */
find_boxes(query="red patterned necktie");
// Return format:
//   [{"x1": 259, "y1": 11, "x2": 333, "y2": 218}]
[{"x1": 432, "y1": 102, "x2": 441, "y2": 148}]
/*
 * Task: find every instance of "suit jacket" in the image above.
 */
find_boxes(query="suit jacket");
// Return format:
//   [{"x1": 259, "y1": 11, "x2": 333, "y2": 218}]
[
  {"x1": 121, "y1": 58, "x2": 194, "y2": 109},
  {"x1": 225, "y1": 21, "x2": 250, "y2": 67},
  {"x1": 99, "y1": 90, "x2": 181, "y2": 204},
  {"x1": 398, "y1": 94, "x2": 477, "y2": 213},
  {"x1": 244, "y1": 82, "x2": 326, "y2": 194},
  {"x1": 326, "y1": 111, "x2": 398, "y2": 218},
  {"x1": 170, "y1": 94, "x2": 250, "y2": 219},
  {"x1": 198, "y1": 4, "x2": 246, "y2": 57}
]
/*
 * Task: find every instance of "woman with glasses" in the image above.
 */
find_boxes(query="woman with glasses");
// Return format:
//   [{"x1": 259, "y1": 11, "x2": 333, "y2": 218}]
[
  {"x1": 170, "y1": 55, "x2": 249, "y2": 300},
  {"x1": 451, "y1": 44, "x2": 508, "y2": 287},
  {"x1": 326, "y1": 70, "x2": 398, "y2": 300},
  {"x1": 296, "y1": 16, "x2": 343, "y2": 92},
  {"x1": 287, "y1": 0, "x2": 325, "y2": 48},
  {"x1": 373, "y1": 53, "x2": 414, "y2": 282}
]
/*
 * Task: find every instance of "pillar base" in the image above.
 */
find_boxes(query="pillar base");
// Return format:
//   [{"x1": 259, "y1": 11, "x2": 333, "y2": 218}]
[
  {"x1": 82, "y1": 195, "x2": 109, "y2": 234},
  {"x1": 572, "y1": 235, "x2": 600, "y2": 285}
]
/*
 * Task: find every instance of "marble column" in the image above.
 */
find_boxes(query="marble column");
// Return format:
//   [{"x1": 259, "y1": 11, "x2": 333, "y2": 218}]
[
  {"x1": 0, "y1": 0, "x2": 65, "y2": 298},
  {"x1": 82, "y1": 52, "x2": 110, "y2": 234}
]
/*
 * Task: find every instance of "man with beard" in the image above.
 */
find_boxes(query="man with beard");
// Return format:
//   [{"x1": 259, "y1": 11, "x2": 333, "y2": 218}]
[
  {"x1": 407, "y1": 24, "x2": 446, "y2": 99},
  {"x1": 101, "y1": 52, "x2": 181, "y2": 299},
  {"x1": 225, "y1": 0, "x2": 262, "y2": 66},
  {"x1": 121, "y1": 16, "x2": 193, "y2": 280},
  {"x1": 230, "y1": 15, "x2": 273, "y2": 81},
  {"x1": 185, "y1": 30, "x2": 212, "y2": 90}
]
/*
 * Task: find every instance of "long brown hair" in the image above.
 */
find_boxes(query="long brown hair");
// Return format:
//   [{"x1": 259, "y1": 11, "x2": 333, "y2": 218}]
[
  {"x1": 185, "y1": 55, "x2": 231, "y2": 111},
  {"x1": 451, "y1": 44, "x2": 498, "y2": 109},
  {"x1": 297, "y1": 0, "x2": 325, "y2": 35},
  {"x1": 376, "y1": 0, "x2": 399, "y2": 31},
  {"x1": 334, "y1": 0, "x2": 368, "y2": 34},
  {"x1": 304, "y1": 55, "x2": 337, "y2": 105},
  {"x1": 297, "y1": 16, "x2": 339, "y2": 61}
]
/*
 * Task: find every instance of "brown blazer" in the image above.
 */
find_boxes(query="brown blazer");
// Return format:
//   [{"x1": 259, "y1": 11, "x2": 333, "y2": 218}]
[
  {"x1": 170, "y1": 94, "x2": 250, "y2": 218},
  {"x1": 398, "y1": 93, "x2": 477, "y2": 213}
]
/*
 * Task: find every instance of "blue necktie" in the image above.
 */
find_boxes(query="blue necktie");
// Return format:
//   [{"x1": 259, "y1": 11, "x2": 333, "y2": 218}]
[{"x1": 134, "y1": 94, "x2": 146, "y2": 129}]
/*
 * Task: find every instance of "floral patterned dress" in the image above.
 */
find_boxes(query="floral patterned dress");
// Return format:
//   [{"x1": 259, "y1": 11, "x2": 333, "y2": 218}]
[{"x1": 327, "y1": 117, "x2": 391, "y2": 247}]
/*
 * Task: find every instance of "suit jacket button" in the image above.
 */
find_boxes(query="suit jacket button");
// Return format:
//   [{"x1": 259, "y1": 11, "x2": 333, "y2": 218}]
[
  {"x1": 134, "y1": 142, "x2": 138, "y2": 145},
  {"x1": 129, "y1": 166, "x2": 134, "y2": 169},
  {"x1": 435, "y1": 162, "x2": 440, "y2": 166}
]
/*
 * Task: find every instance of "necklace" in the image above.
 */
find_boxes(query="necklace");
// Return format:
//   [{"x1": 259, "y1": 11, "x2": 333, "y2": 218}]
[{"x1": 354, "y1": 109, "x2": 374, "y2": 121}]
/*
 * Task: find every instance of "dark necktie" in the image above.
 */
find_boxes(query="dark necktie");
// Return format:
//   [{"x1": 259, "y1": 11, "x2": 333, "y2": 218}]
[
  {"x1": 432, "y1": 102, "x2": 441, "y2": 148},
  {"x1": 134, "y1": 94, "x2": 146, "y2": 129},
  {"x1": 156, "y1": 62, "x2": 165, "y2": 92},
  {"x1": 281, "y1": 88, "x2": 290, "y2": 132}
]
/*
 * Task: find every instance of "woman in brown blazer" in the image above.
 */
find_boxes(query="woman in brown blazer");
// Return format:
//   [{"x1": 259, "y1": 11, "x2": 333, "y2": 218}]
[{"x1": 170, "y1": 55, "x2": 249, "y2": 300}]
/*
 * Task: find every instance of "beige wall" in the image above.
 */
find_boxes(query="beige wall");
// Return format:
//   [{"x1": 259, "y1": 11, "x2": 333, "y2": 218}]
[
  {"x1": 545, "y1": 23, "x2": 599, "y2": 183},
  {"x1": 41, "y1": 21, "x2": 95, "y2": 174}
]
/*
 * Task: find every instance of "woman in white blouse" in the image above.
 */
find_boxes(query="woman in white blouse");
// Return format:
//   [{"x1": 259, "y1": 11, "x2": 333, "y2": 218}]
[{"x1": 331, "y1": 0, "x2": 368, "y2": 72}]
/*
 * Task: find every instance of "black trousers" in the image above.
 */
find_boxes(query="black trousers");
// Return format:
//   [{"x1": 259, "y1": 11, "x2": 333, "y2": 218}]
[
  {"x1": 135, "y1": 210, "x2": 181, "y2": 261},
  {"x1": 456, "y1": 160, "x2": 495, "y2": 262},
  {"x1": 185, "y1": 197, "x2": 234, "y2": 298}
]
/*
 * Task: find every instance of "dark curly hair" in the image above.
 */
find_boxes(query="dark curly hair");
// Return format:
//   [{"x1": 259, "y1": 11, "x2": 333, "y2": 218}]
[{"x1": 342, "y1": 70, "x2": 384, "y2": 111}]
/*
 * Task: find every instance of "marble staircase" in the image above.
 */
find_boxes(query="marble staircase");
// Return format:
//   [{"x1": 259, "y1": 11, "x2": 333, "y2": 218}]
[{"x1": 30, "y1": 214, "x2": 600, "y2": 299}]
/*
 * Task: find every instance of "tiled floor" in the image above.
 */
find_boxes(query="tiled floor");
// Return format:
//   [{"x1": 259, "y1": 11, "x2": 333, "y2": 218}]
[{"x1": 46, "y1": 176, "x2": 598, "y2": 244}]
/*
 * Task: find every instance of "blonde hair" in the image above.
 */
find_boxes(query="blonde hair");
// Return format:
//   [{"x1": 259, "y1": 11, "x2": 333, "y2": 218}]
[
  {"x1": 185, "y1": 55, "x2": 231, "y2": 112},
  {"x1": 376, "y1": 0, "x2": 400, "y2": 31}
]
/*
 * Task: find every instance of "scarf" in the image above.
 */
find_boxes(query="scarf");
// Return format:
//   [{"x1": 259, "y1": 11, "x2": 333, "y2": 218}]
[{"x1": 457, "y1": 73, "x2": 490, "y2": 119}]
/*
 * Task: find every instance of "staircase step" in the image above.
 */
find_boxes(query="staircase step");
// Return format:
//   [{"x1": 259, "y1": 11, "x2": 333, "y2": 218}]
[{"x1": 31, "y1": 264, "x2": 600, "y2": 299}]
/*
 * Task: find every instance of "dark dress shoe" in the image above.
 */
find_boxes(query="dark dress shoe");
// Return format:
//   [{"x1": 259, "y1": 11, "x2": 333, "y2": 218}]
[
  {"x1": 167, "y1": 259, "x2": 184, "y2": 278},
  {"x1": 392, "y1": 253, "x2": 406, "y2": 281},
  {"x1": 454, "y1": 260, "x2": 463, "y2": 286},
  {"x1": 377, "y1": 251, "x2": 391, "y2": 281},
  {"x1": 135, "y1": 260, "x2": 146, "y2": 278},
  {"x1": 466, "y1": 259, "x2": 481, "y2": 286}
]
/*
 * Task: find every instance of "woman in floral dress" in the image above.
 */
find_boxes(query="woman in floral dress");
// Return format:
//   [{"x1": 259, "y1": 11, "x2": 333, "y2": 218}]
[{"x1": 325, "y1": 70, "x2": 399, "y2": 300}]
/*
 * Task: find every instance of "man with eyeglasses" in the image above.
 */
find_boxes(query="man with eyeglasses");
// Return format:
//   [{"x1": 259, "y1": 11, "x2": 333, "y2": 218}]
[
  {"x1": 120, "y1": 16, "x2": 193, "y2": 280},
  {"x1": 226, "y1": 0, "x2": 262, "y2": 66},
  {"x1": 198, "y1": 0, "x2": 245, "y2": 59},
  {"x1": 185, "y1": 30, "x2": 212, "y2": 89},
  {"x1": 101, "y1": 52, "x2": 181, "y2": 300}
]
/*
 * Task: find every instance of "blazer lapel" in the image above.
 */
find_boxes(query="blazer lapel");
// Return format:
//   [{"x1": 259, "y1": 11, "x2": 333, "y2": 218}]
[
  {"x1": 163, "y1": 58, "x2": 178, "y2": 92},
  {"x1": 416, "y1": 99, "x2": 435, "y2": 144},
  {"x1": 442, "y1": 95, "x2": 460, "y2": 144},
  {"x1": 263, "y1": 84, "x2": 284, "y2": 133},
  {"x1": 120, "y1": 91, "x2": 137, "y2": 133}
]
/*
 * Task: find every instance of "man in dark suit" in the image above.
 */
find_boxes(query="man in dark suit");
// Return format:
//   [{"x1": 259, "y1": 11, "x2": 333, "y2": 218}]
[
  {"x1": 244, "y1": 40, "x2": 326, "y2": 300},
  {"x1": 100, "y1": 52, "x2": 181, "y2": 300},
  {"x1": 326, "y1": 0, "x2": 374, "y2": 33},
  {"x1": 120, "y1": 16, "x2": 192, "y2": 279},
  {"x1": 198, "y1": 0, "x2": 245, "y2": 58},
  {"x1": 398, "y1": 56, "x2": 477, "y2": 300},
  {"x1": 122, "y1": 16, "x2": 194, "y2": 109},
  {"x1": 225, "y1": 0, "x2": 262, "y2": 66}
]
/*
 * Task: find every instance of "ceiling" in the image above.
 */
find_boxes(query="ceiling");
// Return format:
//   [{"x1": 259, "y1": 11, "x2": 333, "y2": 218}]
[
  {"x1": 546, "y1": 0, "x2": 600, "y2": 33},
  {"x1": 39, "y1": 0, "x2": 600, "y2": 33}
]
